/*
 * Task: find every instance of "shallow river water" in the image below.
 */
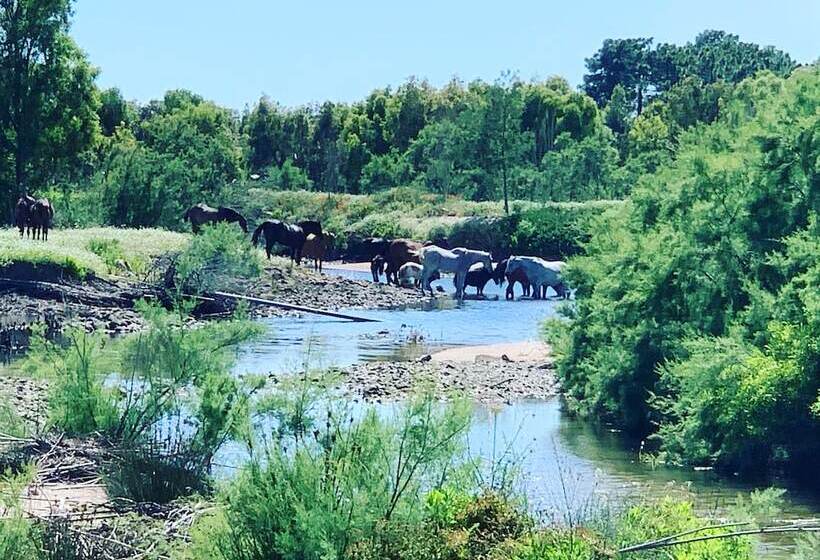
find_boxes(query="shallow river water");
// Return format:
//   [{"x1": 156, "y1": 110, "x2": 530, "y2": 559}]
[{"x1": 229, "y1": 268, "x2": 819, "y2": 558}]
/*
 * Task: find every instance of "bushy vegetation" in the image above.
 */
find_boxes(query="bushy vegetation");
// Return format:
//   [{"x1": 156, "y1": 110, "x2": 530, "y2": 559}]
[
  {"x1": 551, "y1": 66, "x2": 820, "y2": 474},
  {"x1": 174, "y1": 222, "x2": 264, "y2": 293},
  {"x1": 23, "y1": 301, "x2": 261, "y2": 502},
  {"x1": 180, "y1": 380, "x2": 753, "y2": 560}
]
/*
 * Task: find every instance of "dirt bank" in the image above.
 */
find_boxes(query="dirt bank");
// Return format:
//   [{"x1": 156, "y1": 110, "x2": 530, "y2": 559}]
[
  {"x1": 334, "y1": 344, "x2": 558, "y2": 404},
  {"x1": 241, "y1": 261, "x2": 434, "y2": 318}
]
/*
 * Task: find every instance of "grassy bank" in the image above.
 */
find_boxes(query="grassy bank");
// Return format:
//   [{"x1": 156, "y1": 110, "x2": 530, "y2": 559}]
[{"x1": 0, "y1": 227, "x2": 190, "y2": 278}]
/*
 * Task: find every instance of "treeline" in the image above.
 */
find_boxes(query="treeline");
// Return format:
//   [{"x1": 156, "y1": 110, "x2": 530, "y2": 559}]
[
  {"x1": 0, "y1": 0, "x2": 800, "y2": 228},
  {"x1": 552, "y1": 66, "x2": 820, "y2": 476}
]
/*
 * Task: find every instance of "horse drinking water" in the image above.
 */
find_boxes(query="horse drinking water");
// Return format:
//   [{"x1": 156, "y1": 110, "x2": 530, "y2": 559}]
[{"x1": 505, "y1": 257, "x2": 568, "y2": 299}]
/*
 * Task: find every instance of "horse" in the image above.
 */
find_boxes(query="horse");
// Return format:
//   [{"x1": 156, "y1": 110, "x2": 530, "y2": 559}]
[
  {"x1": 28, "y1": 199, "x2": 54, "y2": 241},
  {"x1": 464, "y1": 262, "x2": 503, "y2": 297},
  {"x1": 497, "y1": 258, "x2": 531, "y2": 300},
  {"x1": 14, "y1": 195, "x2": 35, "y2": 238},
  {"x1": 183, "y1": 203, "x2": 248, "y2": 234},
  {"x1": 398, "y1": 262, "x2": 440, "y2": 288},
  {"x1": 371, "y1": 255, "x2": 386, "y2": 282},
  {"x1": 302, "y1": 232, "x2": 335, "y2": 272},
  {"x1": 420, "y1": 246, "x2": 493, "y2": 300},
  {"x1": 251, "y1": 220, "x2": 306, "y2": 263},
  {"x1": 384, "y1": 239, "x2": 423, "y2": 285},
  {"x1": 505, "y1": 257, "x2": 568, "y2": 299},
  {"x1": 296, "y1": 220, "x2": 323, "y2": 239}
]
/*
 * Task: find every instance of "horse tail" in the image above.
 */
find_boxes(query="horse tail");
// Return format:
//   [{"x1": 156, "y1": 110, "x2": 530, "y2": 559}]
[
  {"x1": 251, "y1": 223, "x2": 264, "y2": 246},
  {"x1": 182, "y1": 207, "x2": 191, "y2": 222}
]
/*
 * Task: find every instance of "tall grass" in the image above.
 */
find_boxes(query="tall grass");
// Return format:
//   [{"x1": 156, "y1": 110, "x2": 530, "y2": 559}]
[{"x1": 0, "y1": 226, "x2": 189, "y2": 278}]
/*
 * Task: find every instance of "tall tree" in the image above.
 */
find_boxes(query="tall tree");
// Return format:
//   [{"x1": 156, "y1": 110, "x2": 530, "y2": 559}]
[
  {"x1": 0, "y1": 0, "x2": 99, "y2": 214},
  {"x1": 482, "y1": 75, "x2": 524, "y2": 214},
  {"x1": 583, "y1": 38, "x2": 653, "y2": 113}
]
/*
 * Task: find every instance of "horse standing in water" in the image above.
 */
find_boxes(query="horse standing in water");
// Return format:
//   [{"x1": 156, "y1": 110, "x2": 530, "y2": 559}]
[
  {"x1": 463, "y1": 262, "x2": 504, "y2": 297},
  {"x1": 505, "y1": 257, "x2": 568, "y2": 299},
  {"x1": 14, "y1": 195, "x2": 35, "y2": 238},
  {"x1": 183, "y1": 203, "x2": 248, "y2": 234},
  {"x1": 419, "y1": 246, "x2": 493, "y2": 300},
  {"x1": 497, "y1": 258, "x2": 531, "y2": 300},
  {"x1": 252, "y1": 220, "x2": 306, "y2": 263},
  {"x1": 28, "y1": 199, "x2": 54, "y2": 241}
]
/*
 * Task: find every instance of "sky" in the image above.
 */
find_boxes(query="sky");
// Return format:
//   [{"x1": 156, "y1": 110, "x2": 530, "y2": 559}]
[{"x1": 72, "y1": 0, "x2": 819, "y2": 110}]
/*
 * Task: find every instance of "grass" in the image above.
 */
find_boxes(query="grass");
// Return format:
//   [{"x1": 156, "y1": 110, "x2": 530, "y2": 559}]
[{"x1": 0, "y1": 227, "x2": 190, "y2": 278}]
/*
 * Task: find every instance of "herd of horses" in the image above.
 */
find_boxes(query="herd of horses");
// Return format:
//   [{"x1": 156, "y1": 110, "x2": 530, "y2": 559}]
[
  {"x1": 14, "y1": 195, "x2": 54, "y2": 241},
  {"x1": 11, "y1": 197, "x2": 568, "y2": 302},
  {"x1": 366, "y1": 238, "x2": 569, "y2": 301},
  {"x1": 182, "y1": 203, "x2": 573, "y2": 302}
]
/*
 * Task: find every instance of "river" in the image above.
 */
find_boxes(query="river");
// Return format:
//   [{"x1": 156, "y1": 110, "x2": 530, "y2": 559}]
[{"x1": 228, "y1": 267, "x2": 820, "y2": 558}]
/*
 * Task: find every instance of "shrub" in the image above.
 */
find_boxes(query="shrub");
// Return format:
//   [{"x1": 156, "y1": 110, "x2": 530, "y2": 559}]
[
  {"x1": 187, "y1": 389, "x2": 472, "y2": 560},
  {"x1": 24, "y1": 302, "x2": 261, "y2": 503},
  {"x1": 175, "y1": 222, "x2": 262, "y2": 293}
]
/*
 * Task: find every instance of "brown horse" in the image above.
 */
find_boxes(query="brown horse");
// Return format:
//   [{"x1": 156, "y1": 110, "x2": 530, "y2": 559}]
[
  {"x1": 14, "y1": 195, "x2": 35, "y2": 238},
  {"x1": 251, "y1": 220, "x2": 306, "y2": 263},
  {"x1": 302, "y1": 232, "x2": 335, "y2": 272},
  {"x1": 28, "y1": 199, "x2": 54, "y2": 241},
  {"x1": 183, "y1": 203, "x2": 248, "y2": 234},
  {"x1": 384, "y1": 239, "x2": 423, "y2": 285},
  {"x1": 498, "y1": 258, "x2": 531, "y2": 300}
]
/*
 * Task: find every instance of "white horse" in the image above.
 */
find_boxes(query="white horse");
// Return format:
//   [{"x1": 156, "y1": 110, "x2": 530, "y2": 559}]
[
  {"x1": 506, "y1": 257, "x2": 568, "y2": 299},
  {"x1": 420, "y1": 246, "x2": 493, "y2": 300},
  {"x1": 398, "y1": 262, "x2": 423, "y2": 288}
]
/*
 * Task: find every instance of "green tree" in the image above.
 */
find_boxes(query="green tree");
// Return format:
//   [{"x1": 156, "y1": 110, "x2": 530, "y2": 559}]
[
  {"x1": 481, "y1": 75, "x2": 525, "y2": 213},
  {"x1": 583, "y1": 37, "x2": 653, "y2": 113},
  {"x1": 0, "y1": 0, "x2": 99, "y2": 214}
]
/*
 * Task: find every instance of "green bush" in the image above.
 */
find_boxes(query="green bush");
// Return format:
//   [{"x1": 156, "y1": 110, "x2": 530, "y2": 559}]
[
  {"x1": 187, "y1": 390, "x2": 472, "y2": 560},
  {"x1": 550, "y1": 67, "x2": 820, "y2": 473},
  {"x1": 23, "y1": 303, "x2": 260, "y2": 503},
  {"x1": 175, "y1": 222, "x2": 263, "y2": 293}
]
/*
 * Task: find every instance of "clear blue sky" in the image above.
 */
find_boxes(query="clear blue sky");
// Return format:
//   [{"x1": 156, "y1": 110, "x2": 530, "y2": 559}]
[{"x1": 72, "y1": 0, "x2": 819, "y2": 110}]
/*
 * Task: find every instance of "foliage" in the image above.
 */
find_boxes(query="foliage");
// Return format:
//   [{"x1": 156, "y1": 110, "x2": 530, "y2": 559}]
[
  {"x1": 0, "y1": 469, "x2": 40, "y2": 560},
  {"x1": 174, "y1": 222, "x2": 262, "y2": 293},
  {"x1": 186, "y1": 386, "x2": 473, "y2": 560},
  {"x1": 552, "y1": 66, "x2": 820, "y2": 472},
  {"x1": 614, "y1": 499, "x2": 754, "y2": 559},
  {"x1": 0, "y1": 0, "x2": 100, "y2": 219},
  {"x1": 23, "y1": 302, "x2": 260, "y2": 502}
]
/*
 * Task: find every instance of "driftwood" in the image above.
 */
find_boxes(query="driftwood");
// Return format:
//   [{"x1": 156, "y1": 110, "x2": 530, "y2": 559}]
[
  {"x1": 212, "y1": 291, "x2": 380, "y2": 322},
  {"x1": 619, "y1": 521, "x2": 820, "y2": 553}
]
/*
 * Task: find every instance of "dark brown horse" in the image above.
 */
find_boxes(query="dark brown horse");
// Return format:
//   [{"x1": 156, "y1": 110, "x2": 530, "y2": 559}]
[
  {"x1": 251, "y1": 220, "x2": 306, "y2": 263},
  {"x1": 384, "y1": 239, "x2": 423, "y2": 285},
  {"x1": 464, "y1": 262, "x2": 504, "y2": 297},
  {"x1": 183, "y1": 203, "x2": 248, "y2": 234},
  {"x1": 498, "y1": 258, "x2": 531, "y2": 300},
  {"x1": 296, "y1": 220, "x2": 323, "y2": 238},
  {"x1": 14, "y1": 195, "x2": 35, "y2": 238},
  {"x1": 28, "y1": 199, "x2": 54, "y2": 241}
]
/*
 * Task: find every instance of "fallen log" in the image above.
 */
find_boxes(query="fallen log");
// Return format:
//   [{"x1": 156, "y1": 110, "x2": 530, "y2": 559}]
[
  {"x1": 0, "y1": 277, "x2": 138, "y2": 308},
  {"x1": 212, "y1": 291, "x2": 380, "y2": 322}
]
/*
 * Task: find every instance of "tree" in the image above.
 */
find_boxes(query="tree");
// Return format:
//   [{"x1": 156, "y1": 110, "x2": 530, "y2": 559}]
[
  {"x1": 0, "y1": 0, "x2": 99, "y2": 215},
  {"x1": 481, "y1": 76, "x2": 524, "y2": 214},
  {"x1": 583, "y1": 37, "x2": 653, "y2": 113},
  {"x1": 98, "y1": 88, "x2": 134, "y2": 136}
]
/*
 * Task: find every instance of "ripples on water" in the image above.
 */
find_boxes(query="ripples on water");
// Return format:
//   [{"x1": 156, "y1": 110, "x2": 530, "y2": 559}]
[{"x1": 228, "y1": 267, "x2": 818, "y2": 558}]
